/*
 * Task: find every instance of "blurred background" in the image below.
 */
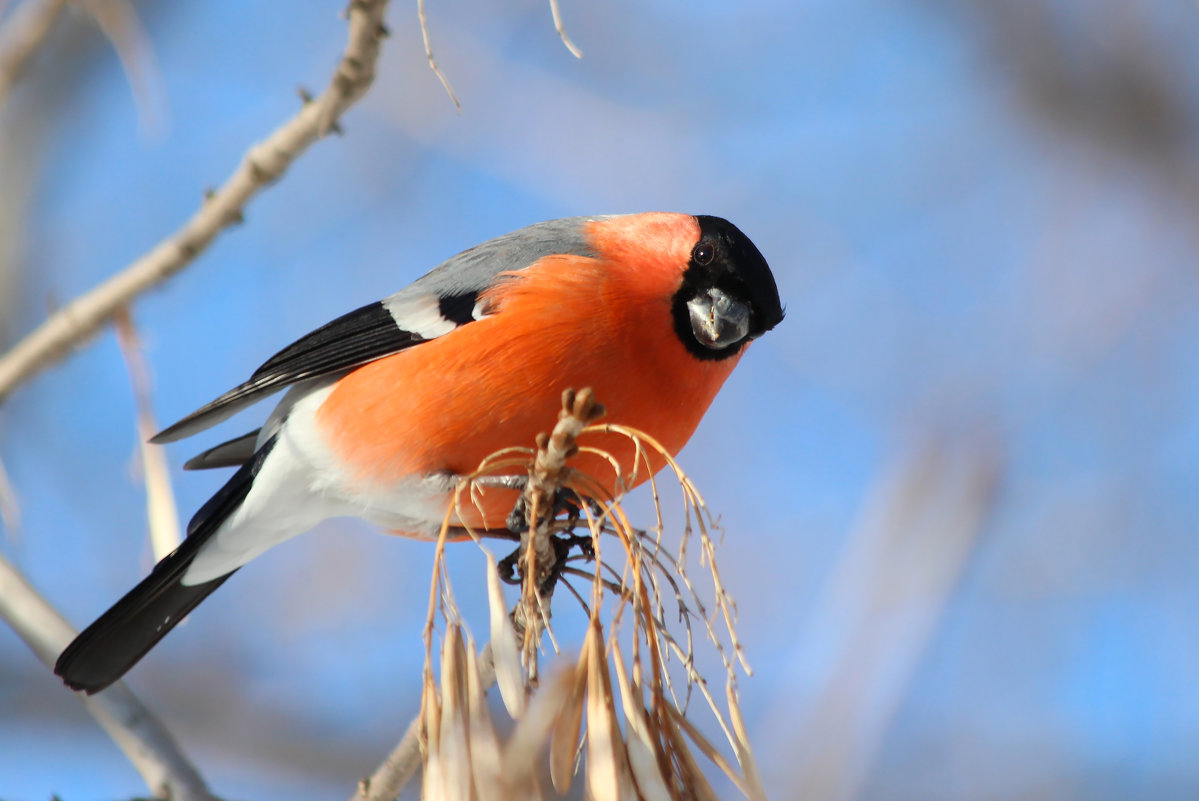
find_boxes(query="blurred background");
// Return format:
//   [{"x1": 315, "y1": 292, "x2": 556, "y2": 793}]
[{"x1": 1, "y1": 0, "x2": 1198, "y2": 798}]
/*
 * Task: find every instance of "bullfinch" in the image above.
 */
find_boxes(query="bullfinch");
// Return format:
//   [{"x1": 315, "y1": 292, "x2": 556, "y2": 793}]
[{"x1": 55, "y1": 212, "x2": 783, "y2": 693}]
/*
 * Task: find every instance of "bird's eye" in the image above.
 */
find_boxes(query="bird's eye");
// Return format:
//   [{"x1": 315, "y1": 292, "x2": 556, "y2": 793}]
[{"x1": 693, "y1": 242, "x2": 715, "y2": 266}]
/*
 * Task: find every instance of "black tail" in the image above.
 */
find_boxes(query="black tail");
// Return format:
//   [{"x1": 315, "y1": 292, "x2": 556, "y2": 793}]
[{"x1": 55, "y1": 437, "x2": 274, "y2": 694}]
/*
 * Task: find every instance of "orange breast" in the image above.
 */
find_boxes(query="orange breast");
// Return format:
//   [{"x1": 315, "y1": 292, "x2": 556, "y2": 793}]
[{"x1": 316, "y1": 215, "x2": 742, "y2": 531}]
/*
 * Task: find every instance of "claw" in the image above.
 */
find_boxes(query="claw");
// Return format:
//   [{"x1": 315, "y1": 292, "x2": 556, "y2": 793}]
[
  {"x1": 506, "y1": 485, "x2": 595, "y2": 534},
  {"x1": 497, "y1": 546, "x2": 522, "y2": 585},
  {"x1": 496, "y1": 530, "x2": 597, "y2": 591}
]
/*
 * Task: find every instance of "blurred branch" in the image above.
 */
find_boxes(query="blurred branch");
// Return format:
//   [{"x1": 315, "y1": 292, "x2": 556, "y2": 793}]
[
  {"x1": 0, "y1": 0, "x2": 68, "y2": 110},
  {"x1": 0, "y1": 0, "x2": 392, "y2": 403},
  {"x1": 0, "y1": 455, "x2": 17, "y2": 533},
  {"x1": 114, "y1": 307, "x2": 183, "y2": 562},
  {"x1": 0, "y1": 552, "x2": 217, "y2": 801},
  {"x1": 938, "y1": 1, "x2": 1198, "y2": 180},
  {"x1": 781, "y1": 439, "x2": 1000, "y2": 801},
  {"x1": 79, "y1": 0, "x2": 165, "y2": 135}
]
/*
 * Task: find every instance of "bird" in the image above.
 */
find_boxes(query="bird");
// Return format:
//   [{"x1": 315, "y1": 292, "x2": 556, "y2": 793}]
[{"x1": 54, "y1": 212, "x2": 783, "y2": 694}]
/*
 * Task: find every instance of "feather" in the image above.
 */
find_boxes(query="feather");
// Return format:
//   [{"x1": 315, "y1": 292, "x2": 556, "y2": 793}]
[
  {"x1": 182, "y1": 430, "x2": 261, "y2": 470},
  {"x1": 54, "y1": 437, "x2": 276, "y2": 694}
]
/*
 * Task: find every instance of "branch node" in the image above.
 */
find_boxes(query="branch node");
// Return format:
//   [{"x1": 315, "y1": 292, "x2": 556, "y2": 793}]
[
  {"x1": 177, "y1": 240, "x2": 199, "y2": 260},
  {"x1": 247, "y1": 155, "x2": 281, "y2": 185}
]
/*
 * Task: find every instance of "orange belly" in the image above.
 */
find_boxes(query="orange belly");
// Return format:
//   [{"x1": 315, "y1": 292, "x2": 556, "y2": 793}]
[{"x1": 315, "y1": 254, "x2": 742, "y2": 531}]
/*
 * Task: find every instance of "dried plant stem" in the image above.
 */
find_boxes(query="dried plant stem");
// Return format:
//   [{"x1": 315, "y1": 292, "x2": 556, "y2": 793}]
[
  {"x1": 412, "y1": 390, "x2": 763, "y2": 798},
  {"x1": 349, "y1": 643, "x2": 498, "y2": 801},
  {"x1": 0, "y1": 552, "x2": 215, "y2": 801},
  {"x1": 0, "y1": 0, "x2": 391, "y2": 403},
  {"x1": 513, "y1": 388, "x2": 605, "y2": 675},
  {"x1": 0, "y1": 0, "x2": 67, "y2": 110},
  {"x1": 114, "y1": 307, "x2": 183, "y2": 561}
]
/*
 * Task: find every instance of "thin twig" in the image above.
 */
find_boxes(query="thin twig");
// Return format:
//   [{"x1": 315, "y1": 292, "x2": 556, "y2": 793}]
[
  {"x1": 548, "y1": 0, "x2": 582, "y2": 58},
  {"x1": 0, "y1": 552, "x2": 217, "y2": 801},
  {"x1": 416, "y1": 0, "x2": 459, "y2": 110},
  {"x1": 0, "y1": 0, "x2": 68, "y2": 110},
  {"x1": 0, "y1": 0, "x2": 392, "y2": 403}
]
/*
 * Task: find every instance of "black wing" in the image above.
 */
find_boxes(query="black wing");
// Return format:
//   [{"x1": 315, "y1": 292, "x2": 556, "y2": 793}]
[
  {"x1": 152, "y1": 301, "x2": 423, "y2": 443},
  {"x1": 150, "y1": 216, "x2": 603, "y2": 445},
  {"x1": 182, "y1": 430, "x2": 261, "y2": 469}
]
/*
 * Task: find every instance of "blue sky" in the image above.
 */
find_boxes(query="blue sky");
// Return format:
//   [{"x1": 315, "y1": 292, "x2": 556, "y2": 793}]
[{"x1": 2, "y1": 1, "x2": 1198, "y2": 799}]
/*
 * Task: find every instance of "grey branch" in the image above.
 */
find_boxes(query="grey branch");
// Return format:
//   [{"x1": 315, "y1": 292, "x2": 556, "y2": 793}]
[
  {"x1": 0, "y1": 0, "x2": 68, "y2": 109},
  {"x1": 0, "y1": 553, "x2": 217, "y2": 801},
  {"x1": 0, "y1": 0, "x2": 392, "y2": 403}
]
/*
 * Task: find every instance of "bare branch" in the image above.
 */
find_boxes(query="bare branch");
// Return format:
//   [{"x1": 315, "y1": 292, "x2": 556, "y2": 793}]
[
  {"x1": 0, "y1": 0, "x2": 392, "y2": 403},
  {"x1": 0, "y1": 0, "x2": 68, "y2": 110},
  {"x1": 0, "y1": 552, "x2": 217, "y2": 801}
]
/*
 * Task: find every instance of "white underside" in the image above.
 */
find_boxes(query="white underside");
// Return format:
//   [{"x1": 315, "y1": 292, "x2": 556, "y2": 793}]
[{"x1": 181, "y1": 383, "x2": 459, "y2": 585}]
